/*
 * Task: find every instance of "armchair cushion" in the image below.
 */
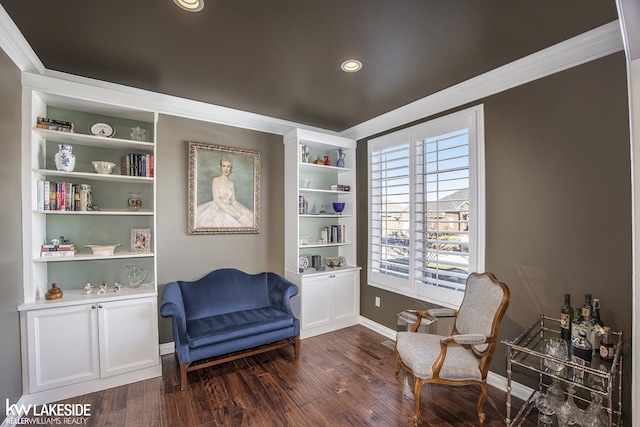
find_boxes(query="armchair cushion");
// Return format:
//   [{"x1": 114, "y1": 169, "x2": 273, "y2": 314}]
[{"x1": 396, "y1": 332, "x2": 482, "y2": 381}]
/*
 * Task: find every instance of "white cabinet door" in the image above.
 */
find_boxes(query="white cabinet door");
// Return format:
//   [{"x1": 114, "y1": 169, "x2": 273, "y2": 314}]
[
  {"x1": 332, "y1": 270, "x2": 359, "y2": 322},
  {"x1": 300, "y1": 274, "x2": 332, "y2": 330},
  {"x1": 26, "y1": 305, "x2": 99, "y2": 392},
  {"x1": 98, "y1": 297, "x2": 160, "y2": 378}
]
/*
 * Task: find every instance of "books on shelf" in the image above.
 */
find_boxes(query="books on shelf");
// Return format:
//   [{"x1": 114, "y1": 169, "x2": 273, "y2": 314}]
[
  {"x1": 121, "y1": 153, "x2": 154, "y2": 177},
  {"x1": 330, "y1": 184, "x2": 351, "y2": 192},
  {"x1": 320, "y1": 225, "x2": 347, "y2": 243},
  {"x1": 36, "y1": 117, "x2": 74, "y2": 133},
  {"x1": 41, "y1": 244, "x2": 76, "y2": 257},
  {"x1": 37, "y1": 180, "x2": 89, "y2": 212}
]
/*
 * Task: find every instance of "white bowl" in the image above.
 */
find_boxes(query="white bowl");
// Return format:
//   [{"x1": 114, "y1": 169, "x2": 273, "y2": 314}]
[
  {"x1": 85, "y1": 244, "x2": 121, "y2": 256},
  {"x1": 92, "y1": 161, "x2": 117, "y2": 174},
  {"x1": 299, "y1": 235, "x2": 312, "y2": 245}
]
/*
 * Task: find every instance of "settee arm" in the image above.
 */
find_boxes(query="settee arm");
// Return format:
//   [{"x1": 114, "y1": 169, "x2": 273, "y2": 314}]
[
  {"x1": 266, "y1": 273, "x2": 299, "y2": 315},
  {"x1": 160, "y1": 281, "x2": 188, "y2": 343}
]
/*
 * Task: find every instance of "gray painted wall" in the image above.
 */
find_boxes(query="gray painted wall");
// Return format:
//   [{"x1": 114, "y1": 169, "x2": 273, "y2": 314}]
[
  {"x1": 0, "y1": 49, "x2": 25, "y2": 412},
  {"x1": 155, "y1": 114, "x2": 284, "y2": 344},
  {"x1": 358, "y1": 52, "x2": 632, "y2": 419}
]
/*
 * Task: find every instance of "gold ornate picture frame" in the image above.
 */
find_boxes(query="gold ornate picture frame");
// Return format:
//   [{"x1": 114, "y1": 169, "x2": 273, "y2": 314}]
[{"x1": 187, "y1": 141, "x2": 260, "y2": 234}]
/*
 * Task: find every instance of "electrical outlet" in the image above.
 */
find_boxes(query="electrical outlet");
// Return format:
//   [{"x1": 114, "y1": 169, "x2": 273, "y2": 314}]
[{"x1": 375, "y1": 296, "x2": 380, "y2": 307}]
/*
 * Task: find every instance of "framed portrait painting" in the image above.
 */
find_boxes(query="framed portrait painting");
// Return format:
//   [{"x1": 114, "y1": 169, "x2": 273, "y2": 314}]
[{"x1": 187, "y1": 141, "x2": 260, "y2": 234}]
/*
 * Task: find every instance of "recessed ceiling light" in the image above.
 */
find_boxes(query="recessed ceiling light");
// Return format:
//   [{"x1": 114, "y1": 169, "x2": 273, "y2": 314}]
[
  {"x1": 341, "y1": 59, "x2": 363, "y2": 73},
  {"x1": 174, "y1": 0, "x2": 204, "y2": 12}
]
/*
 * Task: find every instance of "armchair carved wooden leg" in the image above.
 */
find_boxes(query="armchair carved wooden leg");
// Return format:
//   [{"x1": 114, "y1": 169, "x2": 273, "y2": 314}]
[
  {"x1": 413, "y1": 378, "x2": 424, "y2": 426},
  {"x1": 476, "y1": 382, "x2": 488, "y2": 424},
  {"x1": 395, "y1": 351, "x2": 402, "y2": 376}
]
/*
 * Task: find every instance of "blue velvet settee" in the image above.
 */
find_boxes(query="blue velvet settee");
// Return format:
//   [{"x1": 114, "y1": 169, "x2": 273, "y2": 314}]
[{"x1": 160, "y1": 268, "x2": 300, "y2": 390}]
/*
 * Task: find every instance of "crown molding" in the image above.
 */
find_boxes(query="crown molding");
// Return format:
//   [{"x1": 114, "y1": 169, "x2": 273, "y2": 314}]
[
  {"x1": 0, "y1": 4, "x2": 43, "y2": 74},
  {"x1": 340, "y1": 21, "x2": 624, "y2": 141}
]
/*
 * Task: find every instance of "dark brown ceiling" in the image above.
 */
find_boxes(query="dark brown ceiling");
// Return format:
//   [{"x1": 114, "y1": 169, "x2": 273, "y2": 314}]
[{"x1": 1, "y1": 1, "x2": 618, "y2": 131}]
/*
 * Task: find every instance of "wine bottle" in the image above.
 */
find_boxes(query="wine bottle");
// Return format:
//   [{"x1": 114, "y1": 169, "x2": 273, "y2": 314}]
[
  {"x1": 592, "y1": 298, "x2": 604, "y2": 327},
  {"x1": 560, "y1": 294, "x2": 574, "y2": 340},
  {"x1": 580, "y1": 293, "x2": 593, "y2": 322}
]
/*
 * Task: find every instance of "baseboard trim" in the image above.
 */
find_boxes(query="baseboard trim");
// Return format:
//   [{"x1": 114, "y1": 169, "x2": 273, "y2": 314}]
[
  {"x1": 159, "y1": 342, "x2": 175, "y2": 356},
  {"x1": 357, "y1": 316, "x2": 534, "y2": 402}
]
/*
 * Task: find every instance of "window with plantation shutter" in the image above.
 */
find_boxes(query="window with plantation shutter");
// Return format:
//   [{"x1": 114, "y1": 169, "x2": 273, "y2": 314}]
[{"x1": 368, "y1": 106, "x2": 485, "y2": 308}]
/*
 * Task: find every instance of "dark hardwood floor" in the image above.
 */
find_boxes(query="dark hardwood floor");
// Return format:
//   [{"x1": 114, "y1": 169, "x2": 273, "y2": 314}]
[{"x1": 27, "y1": 325, "x2": 521, "y2": 426}]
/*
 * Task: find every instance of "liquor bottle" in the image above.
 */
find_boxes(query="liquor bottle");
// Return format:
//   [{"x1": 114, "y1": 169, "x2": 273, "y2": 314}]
[
  {"x1": 592, "y1": 298, "x2": 604, "y2": 327},
  {"x1": 580, "y1": 293, "x2": 593, "y2": 322},
  {"x1": 560, "y1": 294, "x2": 574, "y2": 340},
  {"x1": 571, "y1": 330, "x2": 593, "y2": 383},
  {"x1": 599, "y1": 326, "x2": 615, "y2": 361}
]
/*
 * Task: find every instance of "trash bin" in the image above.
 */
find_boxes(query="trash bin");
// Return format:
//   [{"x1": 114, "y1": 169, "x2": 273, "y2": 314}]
[{"x1": 397, "y1": 310, "x2": 436, "y2": 334}]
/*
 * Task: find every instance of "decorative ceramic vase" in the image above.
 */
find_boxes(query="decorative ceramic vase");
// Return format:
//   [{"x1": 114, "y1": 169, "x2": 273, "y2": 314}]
[
  {"x1": 128, "y1": 192, "x2": 142, "y2": 211},
  {"x1": 54, "y1": 144, "x2": 76, "y2": 172},
  {"x1": 336, "y1": 148, "x2": 345, "y2": 168},
  {"x1": 127, "y1": 265, "x2": 147, "y2": 288}
]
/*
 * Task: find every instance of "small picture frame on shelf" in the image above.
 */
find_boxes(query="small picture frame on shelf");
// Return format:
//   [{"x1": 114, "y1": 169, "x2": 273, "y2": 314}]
[{"x1": 131, "y1": 229, "x2": 151, "y2": 253}]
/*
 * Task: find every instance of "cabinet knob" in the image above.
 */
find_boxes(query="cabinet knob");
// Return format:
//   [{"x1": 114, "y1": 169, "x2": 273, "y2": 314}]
[
  {"x1": 98, "y1": 304, "x2": 103, "y2": 309},
  {"x1": 91, "y1": 305, "x2": 97, "y2": 309}
]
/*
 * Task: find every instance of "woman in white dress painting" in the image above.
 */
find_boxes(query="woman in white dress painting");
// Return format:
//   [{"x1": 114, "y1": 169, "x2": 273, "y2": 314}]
[{"x1": 196, "y1": 157, "x2": 254, "y2": 228}]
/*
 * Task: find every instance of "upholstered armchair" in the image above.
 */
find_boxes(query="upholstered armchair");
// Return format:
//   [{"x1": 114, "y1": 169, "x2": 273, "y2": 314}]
[{"x1": 395, "y1": 272, "x2": 510, "y2": 425}]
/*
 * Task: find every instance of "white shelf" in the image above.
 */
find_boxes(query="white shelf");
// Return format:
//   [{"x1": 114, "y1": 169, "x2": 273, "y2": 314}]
[
  {"x1": 299, "y1": 162, "x2": 352, "y2": 173},
  {"x1": 17, "y1": 287, "x2": 157, "y2": 311},
  {"x1": 34, "y1": 128, "x2": 154, "y2": 151},
  {"x1": 298, "y1": 188, "x2": 352, "y2": 195},
  {"x1": 34, "y1": 210, "x2": 153, "y2": 216},
  {"x1": 34, "y1": 169, "x2": 153, "y2": 183},
  {"x1": 299, "y1": 243, "x2": 351, "y2": 249},
  {"x1": 300, "y1": 214, "x2": 351, "y2": 218},
  {"x1": 34, "y1": 252, "x2": 154, "y2": 263}
]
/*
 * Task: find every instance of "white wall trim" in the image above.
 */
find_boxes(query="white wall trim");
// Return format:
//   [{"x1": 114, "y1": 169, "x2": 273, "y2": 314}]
[
  {"x1": 159, "y1": 342, "x2": 175, "y2": 356},
  {"x1": 340, "y1": 21, "x2": 624, "y2": 141},
  {"x1": 0, "y1": 4, "x2": 43, "y2": 74}
]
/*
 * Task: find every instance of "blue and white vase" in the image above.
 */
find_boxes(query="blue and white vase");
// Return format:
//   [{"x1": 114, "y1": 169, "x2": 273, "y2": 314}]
[
  {"x1": 336, "y1": 148, "x2": 345, "y2": 168},
  {"x1": 54, "y1": 144, "x2": 76, "y2": 172}
]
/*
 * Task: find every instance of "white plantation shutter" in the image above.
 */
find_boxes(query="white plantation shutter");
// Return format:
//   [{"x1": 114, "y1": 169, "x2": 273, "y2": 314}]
[
  {"x1": 369, "y1": 139, "x2": 411, "y2": 290},
  {"x1": 368, "y1": 106, "x2": 484, "y2": 308},
  {"x1": 414, "y1": 129, "x2": 470, "y2": 294}
]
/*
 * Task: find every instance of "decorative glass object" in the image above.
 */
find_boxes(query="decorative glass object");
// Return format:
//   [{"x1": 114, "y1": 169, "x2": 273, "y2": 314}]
[
  {"x1": 54, "y1": 144, "x2": 76, "y2": 172},
  {"x1": 535, "y1": 392, "x2": 556, "y2": 425},
  {"x1": 130, "y1": 126, "x2": 146, "y2": 141},
  {"x1": 547, "y1": 379, "x2": 565, "y2": 409},
  {"x1": 128, "y1": 191, "x2": 142, "y2": 211},
  {"x1": 332, "y1": 202, "x2": 345, "y2": 214},
  {"x1": 127, "y1": 265, "x2": 147, "y2": 288},
  {"x1": 544, "y1": 337, "x2": 569, "y2": 375},
  {"x1": 556, "y1": 386, "x2": 580, "y2": 427},
  {"x1": 580, "y1": 393, "x2": 608, "y2": 427}
]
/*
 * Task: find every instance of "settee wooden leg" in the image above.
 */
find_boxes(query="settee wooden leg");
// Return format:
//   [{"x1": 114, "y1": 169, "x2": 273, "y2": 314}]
[
  {"x1": 294, "y1": 335, "x2": 300, "y2": 358},
  {"x1": 179, "y1": 363, "x2": 188, "y2": 391}
]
